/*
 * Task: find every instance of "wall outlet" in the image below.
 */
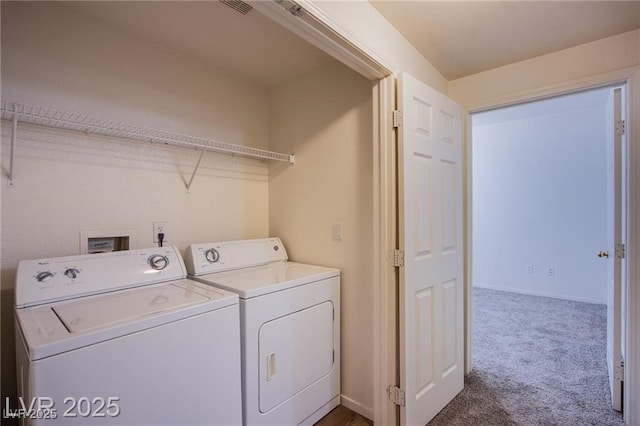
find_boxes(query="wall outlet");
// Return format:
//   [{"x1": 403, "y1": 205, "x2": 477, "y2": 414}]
[
  {"x1": 153, "y1": 222, "x2": 168, "y2": 243},
  {"x1": 546, "y1": 267, "x2": 555, "y2": 277},
  {"x1": 525, "y1": 264, "x2": 534, "y2": 274}
]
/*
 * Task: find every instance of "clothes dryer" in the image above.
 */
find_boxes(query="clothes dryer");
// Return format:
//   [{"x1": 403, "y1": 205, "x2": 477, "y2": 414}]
[
  {"x1": 14, "y1": 246, "x2": 242, "y2": 425},
  {"x1": 185, "y1": 238, "x2": 340, "y2": 426}
]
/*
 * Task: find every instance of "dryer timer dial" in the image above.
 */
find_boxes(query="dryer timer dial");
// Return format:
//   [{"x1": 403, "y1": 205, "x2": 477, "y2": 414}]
[{"x1": 205, "y1": 248, "x2": 220, "y2": 263}]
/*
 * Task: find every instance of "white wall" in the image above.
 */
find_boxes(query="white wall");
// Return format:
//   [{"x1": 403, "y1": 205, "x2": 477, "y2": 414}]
[
  {"x1": 1, "y1": 1, "x2": 271, "y2": 405},
  {"x1": 472, "y1": 89, "x2": 609, "y2": 303},
  {"x1": 268, "y1": 62, "x2": 374, "y2": 417}
]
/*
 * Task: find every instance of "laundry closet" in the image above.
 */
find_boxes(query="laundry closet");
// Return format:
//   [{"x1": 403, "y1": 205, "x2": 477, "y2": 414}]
[{"x1": 0, "y1": 1, "x2": 374, "y2": 419}]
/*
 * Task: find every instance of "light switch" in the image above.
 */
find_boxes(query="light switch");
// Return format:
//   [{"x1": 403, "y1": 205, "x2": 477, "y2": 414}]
[{"x1": 333, "y1": 222, "x2": 344, "y2": 241}]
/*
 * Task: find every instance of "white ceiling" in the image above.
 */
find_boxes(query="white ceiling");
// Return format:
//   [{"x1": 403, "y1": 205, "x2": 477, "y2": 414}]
[
  {"x1": 64, "y1": 1, "x2": 640, "y2": 85},
  {"x1": 371, "y1": 1, "x2": 640, "y2": 80}
]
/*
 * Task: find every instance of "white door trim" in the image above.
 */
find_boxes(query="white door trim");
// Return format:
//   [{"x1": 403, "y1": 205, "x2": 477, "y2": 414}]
[
  {"x1": 463, "y1": 66, "x2": 640, "y2": 425},
  {"x1": 372, "y1": 74, "x2": 398, "y2": 426},
  {"x1": 607, "y1": 87, "x2": 624, "y2": 411},
  {"x1": 462, "y1": 66, "x2": 639, "y2": 113},
  {"x1": 625, "y1": 68, "x2": 640, "y2": 425}
]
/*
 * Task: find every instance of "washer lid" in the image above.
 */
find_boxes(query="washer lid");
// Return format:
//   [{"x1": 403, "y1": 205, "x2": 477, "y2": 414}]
[
  {"x1": 194, "y1": 262, "x2": 339, "y2": 299},
  {"x1": 53, "y1": 285, "x2": 207, "y2": 334},
  {"x1": 16, "y1": 279, "x2": 238, "y2": 361}
]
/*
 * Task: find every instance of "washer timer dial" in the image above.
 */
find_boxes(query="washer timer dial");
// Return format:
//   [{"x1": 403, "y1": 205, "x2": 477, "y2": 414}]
[
  {"x1": 64, "y1": 268, "x2": 80, "y2": 279},
  {"x1": 148, "y1": 254, "x2": 169, "y2": 271}
]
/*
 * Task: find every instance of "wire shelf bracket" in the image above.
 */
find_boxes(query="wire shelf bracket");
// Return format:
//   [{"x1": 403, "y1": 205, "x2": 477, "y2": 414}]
[
  {"x1": 1, "y1": 99, "x2": 295, "y2": 189},
  {"x1": 7, "y1": 103, "x2": 18, "y2": 187}
]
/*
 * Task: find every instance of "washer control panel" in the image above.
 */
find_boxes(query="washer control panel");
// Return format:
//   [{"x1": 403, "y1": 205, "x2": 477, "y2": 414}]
[
  {"x1": 184, "y1": 237, "x2": 288, "y2": 276},
  {"x1": 15, "y1": 246, "x2": 186, "y2": 308}
]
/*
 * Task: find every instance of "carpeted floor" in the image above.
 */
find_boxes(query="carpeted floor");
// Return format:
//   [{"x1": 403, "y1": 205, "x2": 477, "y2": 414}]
[{"x1": 428, "y1": 287, "x2": 625, "y2": 425}]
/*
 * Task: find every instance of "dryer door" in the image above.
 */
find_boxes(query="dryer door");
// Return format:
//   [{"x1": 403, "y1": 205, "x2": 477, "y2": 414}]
[{"x1": 258, "y1": 301, "x2": 334, "y2": 413}]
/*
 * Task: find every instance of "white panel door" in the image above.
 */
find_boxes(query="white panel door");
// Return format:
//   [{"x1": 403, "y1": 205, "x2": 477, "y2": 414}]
[
  {"x1": 606, "y1": 87, "x2": 623, "y2": 411},
  {"x1": 398, "y1": 73, "x2": 464, "y2": 425}
]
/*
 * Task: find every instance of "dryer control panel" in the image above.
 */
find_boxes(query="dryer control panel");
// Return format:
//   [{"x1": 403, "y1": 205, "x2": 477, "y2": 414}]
[
  {"x1": 185, "y1": 238, "x2": 288, "y2": 276},
  {"x1": 15, "y1": 246, "x2": 187, "y2": 308}
]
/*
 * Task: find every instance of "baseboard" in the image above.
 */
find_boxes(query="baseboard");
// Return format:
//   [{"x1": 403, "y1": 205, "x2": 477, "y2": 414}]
[
  {"x1": 473, "y1": 283, "x2": 605, "y2": 305},
  {"x1": 340, "y1": 395, "x2": 373, "y2": 421}
]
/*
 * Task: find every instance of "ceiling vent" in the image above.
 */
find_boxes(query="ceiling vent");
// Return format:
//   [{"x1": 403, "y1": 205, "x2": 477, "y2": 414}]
[{"x1": 220, "y1": 0, "x2": 253, "y2": 15}]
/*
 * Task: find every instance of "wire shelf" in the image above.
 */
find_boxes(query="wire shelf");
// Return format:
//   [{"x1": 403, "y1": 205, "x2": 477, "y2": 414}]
[
  {"x1": 0, "y1": 99, "x2": 294, "y2": 162},
  {"x1": 1, "y1": 99, "x2": 294, "y2": 190}
]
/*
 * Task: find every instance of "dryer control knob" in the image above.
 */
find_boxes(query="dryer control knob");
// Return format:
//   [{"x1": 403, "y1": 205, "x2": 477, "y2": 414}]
[
  {"x1": 148, "y1": 254, "x2": 169, "y2": 271},
  {"x1": 64, "y1": 268, "x2": 80, "y2": 279},
  {"x1": 205, "y1": 248, "x2": 220, "y2": 263},
  {"x1": 36, "y1": 271, "x2": 54, "y2": 282}
]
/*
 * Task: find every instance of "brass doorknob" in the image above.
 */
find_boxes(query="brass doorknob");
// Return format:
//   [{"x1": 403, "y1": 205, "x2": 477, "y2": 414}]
[{"x1": 597, "y1": 251, "x2": 609, "y2": 258}]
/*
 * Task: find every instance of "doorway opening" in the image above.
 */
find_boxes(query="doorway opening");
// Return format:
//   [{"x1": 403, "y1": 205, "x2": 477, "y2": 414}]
[{"x1": 468, "y1": 86, "x2": 626, "y2": 422}]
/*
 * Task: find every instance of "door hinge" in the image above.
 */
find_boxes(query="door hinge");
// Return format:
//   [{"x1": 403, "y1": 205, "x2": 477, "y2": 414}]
[
  {"x1": 387, "y1": 385, "x2": 406, "y2": 406},
  {"x1": 615, "y1": 361, "x2": 624, "y2": 381},
  {"x1": 392, "y1": 110, "x2": 403, "y2": 128},
  {"x1": 616, "y1": 120, "x2": 626, "y2": 136},
  {"x1": 392, "y1": 249, "x2": 405, "y2": 267},
  {"x1": 616, "y1": 243, "x2": 626, "y2": 259}
]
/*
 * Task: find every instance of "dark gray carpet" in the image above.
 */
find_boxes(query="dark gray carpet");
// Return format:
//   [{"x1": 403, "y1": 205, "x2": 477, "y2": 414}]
[{"x1": 429, "y1": 287, "x2": 625, "y2": 425}]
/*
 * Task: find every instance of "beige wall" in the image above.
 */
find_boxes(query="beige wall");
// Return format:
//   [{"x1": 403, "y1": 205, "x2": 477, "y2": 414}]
[
  {"x1": 449, "y1": 29, "x2": 640, "y2": 110},
  {"x1": 1, "y1": 2, "x2": 271, "y2": 405},
  {"x1": 268, "y1": 61, "x2": 374, "y2": 416}
]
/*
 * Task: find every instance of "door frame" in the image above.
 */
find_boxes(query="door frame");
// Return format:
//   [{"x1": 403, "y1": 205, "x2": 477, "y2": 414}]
[{"x1": 462, "y1": 66, "x2": 640, "y2": 424}]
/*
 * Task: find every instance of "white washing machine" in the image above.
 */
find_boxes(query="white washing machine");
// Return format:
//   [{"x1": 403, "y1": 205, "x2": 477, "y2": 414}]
[
  {"x1": 184, "y1": 238, "x2": 340, "y2": 426},
  {"x1": 14, "y1": 246, "x2": 242, "y2": 425}
]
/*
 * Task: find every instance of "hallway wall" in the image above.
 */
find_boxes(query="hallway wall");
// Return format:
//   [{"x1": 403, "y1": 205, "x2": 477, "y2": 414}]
[{"x1": 472, "y1": 89, "x2": 609, "y2": 303}]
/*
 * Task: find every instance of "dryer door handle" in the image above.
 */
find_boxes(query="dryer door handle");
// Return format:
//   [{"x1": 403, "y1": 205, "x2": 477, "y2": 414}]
[{"x1": 267, "y1": 352, "x2": 277, "y2": 382}]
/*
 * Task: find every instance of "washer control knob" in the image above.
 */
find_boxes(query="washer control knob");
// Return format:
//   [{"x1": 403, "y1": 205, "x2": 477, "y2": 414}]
[
  {"x1": 64, "y1": 268, "x2": 80, "y2": 279},
  {"x1": 148, "y1": 254, "x2": 169, "y2": 271},
  {"x1": 205, "y1": 248, "x2": 220, "y2": 263},
  {"x1": 36, "y1": 271, "x2": 54, "y2": 282}
]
